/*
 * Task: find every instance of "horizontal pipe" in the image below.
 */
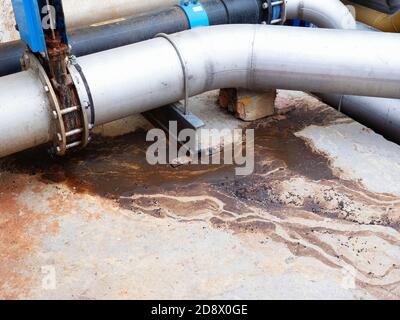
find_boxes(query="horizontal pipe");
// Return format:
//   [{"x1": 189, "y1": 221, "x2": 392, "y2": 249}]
[
  {"x1": 285, "y1": 0, "x2": 400, "y2": 145},
  {"x1": 0, "y1": 40, "x2": 24, "y2": 77},
  {"x1": 0, "y1": 70, "x2": 51, "y2": 158},
  {"x1": 79, "y1": 25, "x2": 400, "y2": 125},
  {"x1": 0, "y1": 0, "x2": 354, "y2": 78},
  {"x1": 0, "y1": 0, "x2": 262, "y2": 77},
  {"x1": 62, "y1": 0, "x2": 180, "y2": 30},
  {"x1": 0, "y1": 1, "x2": 179, "y2": 43},
  {"x1": 314, "y1": 18, "x2": 400, "y2": 144},
  {"x1": 316, "y1": 93, "x2": 400, "y2": 144},
  {"x1": 69, "y1": 7, "x2": 190, "y2": 57},
  {"x1": 70, "y1": 0, "x2": 261, "y2": 57},
  {"x1": 1, "y1": 24, "x2": 400, "y2": 158}
]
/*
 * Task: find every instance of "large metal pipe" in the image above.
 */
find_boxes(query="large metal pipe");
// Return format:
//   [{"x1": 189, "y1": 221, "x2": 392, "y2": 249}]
[
  {"x1": 80, "y1": 25, "x2": 400, "y2": 124},
  {"x1": 303, "y1": 1, "x2": 400, "y2": 144},
  {"x1": 70, "y1": 0, "x2": 261, "y2": 57},
  {"x1": 0, "y1": 0, "x2": 355, "y2": 78},
  {"x1": 0, "y1": 0, "x2": 356, "y2": 77},
  {"x1": 0, "y1": 70, "x2": 51, "y2": 157},
  {"x1": 0, "y1": 0, "x2": 262, "y2": 77},
  {"x1": 1, "y1": 25, "x2": 400, "y2": 158},
  {"x1": 316, "y1": 94, "x2": 400, "y2": 144}
]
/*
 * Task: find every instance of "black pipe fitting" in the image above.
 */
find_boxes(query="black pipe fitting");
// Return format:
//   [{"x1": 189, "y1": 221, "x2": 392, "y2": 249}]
[{"x1": 216, "y1": 0, "x2": 262, "y2": 24}]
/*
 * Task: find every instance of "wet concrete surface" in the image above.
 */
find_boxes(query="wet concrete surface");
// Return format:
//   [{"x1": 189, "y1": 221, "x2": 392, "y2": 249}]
[{"x1": 1, "y1": 91, "x2": 399, "y2": 299}]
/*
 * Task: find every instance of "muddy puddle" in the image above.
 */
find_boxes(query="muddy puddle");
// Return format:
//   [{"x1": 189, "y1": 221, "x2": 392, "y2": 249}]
[
  {"x1": 0, "y1": 104, "x2": 338, "y2": 197},
  {"x1": 1, "y1": 98, "x2": 400, "y2": 298},
  {"x1": 1, "y1": 102, "x2": 398, "y2": 228}
]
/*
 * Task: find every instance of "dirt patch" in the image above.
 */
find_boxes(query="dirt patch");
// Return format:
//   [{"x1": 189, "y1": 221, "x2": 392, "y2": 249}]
[
  {"x1": 0, "y1": 101, "x2": 338, "y2": 195},
  {"x1": 0, "y1": 174, "x2": 40, "y2": 299}
]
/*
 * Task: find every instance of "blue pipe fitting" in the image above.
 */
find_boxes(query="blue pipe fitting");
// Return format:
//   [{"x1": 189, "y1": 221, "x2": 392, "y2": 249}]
[
  {"x1": 179, "y1": 0, "x2": 210, "y2": 29},
  {"x1": 272, "y1": 3, "x2": 281, "y2": 21},
  {"x1": 262, "y1": 0, "x2": 284, "y2": 24}
]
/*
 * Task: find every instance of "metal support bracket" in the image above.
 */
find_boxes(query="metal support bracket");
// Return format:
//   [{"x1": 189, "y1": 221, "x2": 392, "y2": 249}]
[
  {"x1": 143, "y1": 102, "x2": 205, "y2": 133},
  {"x1": 150, "y1": 34, "x2": 205, "y2": 155},
  {"x1": 143, "y1": 102, "x2": 205, "y2": 160},
  {"x1": 156, "y1": 33, "x2": 191, "y2": 115}
]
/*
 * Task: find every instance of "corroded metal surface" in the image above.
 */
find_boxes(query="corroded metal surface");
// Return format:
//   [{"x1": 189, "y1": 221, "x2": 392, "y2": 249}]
[{"x1": 0, "y1": 92, "x2": 399, "y2": 299}]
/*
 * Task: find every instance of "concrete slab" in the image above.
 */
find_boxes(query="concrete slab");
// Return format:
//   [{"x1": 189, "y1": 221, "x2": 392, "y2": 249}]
[
  {"x1": 297, "y1": 122, "x2": 400, "y2": 196},
  {"x1": 1, "y1": 90, "x2": 399, "y2": 300}
]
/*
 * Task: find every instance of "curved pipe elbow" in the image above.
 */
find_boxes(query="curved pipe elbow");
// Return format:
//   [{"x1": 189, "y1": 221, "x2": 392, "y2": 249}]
[{"x1": 285, "y1": 0, "x2": 357, "y2": 29}]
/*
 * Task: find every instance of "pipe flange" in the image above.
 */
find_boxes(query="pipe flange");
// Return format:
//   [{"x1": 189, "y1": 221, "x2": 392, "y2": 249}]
[
  {"x1": 21, "y1": 52, "x2": 68, "y2": 155},
  {"x1": 67, "y1": 58, "x2": 94, "y2": 149},
  {"x1": 261, "y1": 0, "x2": 286, "y2": 25},
  {"x1": 22, "y1": 52, "x2": 94, "y2": 156}
]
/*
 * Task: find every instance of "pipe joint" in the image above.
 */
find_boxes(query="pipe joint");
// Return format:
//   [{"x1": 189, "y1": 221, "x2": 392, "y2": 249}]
[
  {"x1": 218, "y1": 0, "x2": 262, "y2": 24},
  {"x1": 21, "y1": 53, "x2": 94, "y2": 156},
  {"x1": 260, "y1": 0, "x2": 286, "y2": 25}
]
